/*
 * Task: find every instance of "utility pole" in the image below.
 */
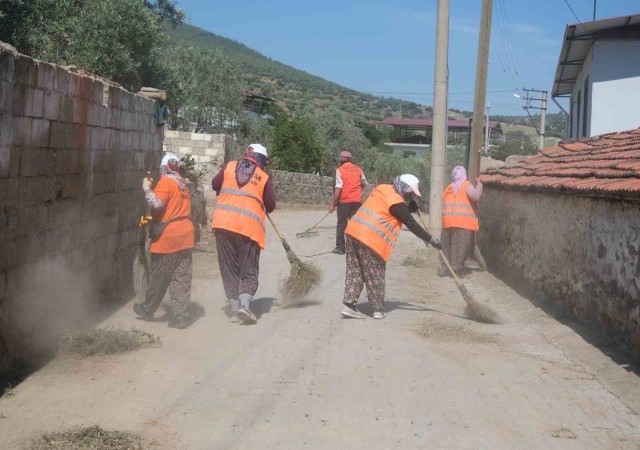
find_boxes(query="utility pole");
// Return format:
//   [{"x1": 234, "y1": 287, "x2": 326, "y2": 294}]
[
  {"x1": 468, "y1": 0, "x2": 493, "y2": 182},
  {"x1": 518, "y1": 88, "x2": 548, "y2": 151},
  {"x1": 484, "y1": 103, "x2": 491, "y2": 155},
  {"x1": 428, "y1": 0, "x2": 449, "y2": 238}
]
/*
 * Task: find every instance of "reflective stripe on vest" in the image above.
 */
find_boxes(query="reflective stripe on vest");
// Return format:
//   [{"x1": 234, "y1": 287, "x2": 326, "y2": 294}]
[
  {"x1": 442, "y1": 180, "x2": 479, "y2": 231},
  {"x1": 211, "y1": 160, "x2": 269, "y2": 248},
  {"x1": 344, "y1": 184, "x2": 404, "y2": 261},
  {"x1": 215, "y1": 203, "x2": 266, "y2": 231}
]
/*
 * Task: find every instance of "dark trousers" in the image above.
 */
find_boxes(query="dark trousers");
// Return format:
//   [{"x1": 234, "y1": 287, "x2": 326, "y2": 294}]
[
  {"x1": 143, "y1": 249, "x2": 193, "y2": 319},
  {"x1": 336, "y1": 202, "x2": 361, "y2": 251},
  {"x1": 214, "y1": 229, "x2": 261, "y2": 303}
]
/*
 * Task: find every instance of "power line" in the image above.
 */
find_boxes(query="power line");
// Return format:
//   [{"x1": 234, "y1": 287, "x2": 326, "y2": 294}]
[
  {"x1": 562, "y1": 0, "x2": 581, "y2": 23},
  {"x1": 365, "y1": 89, "x2": 515, "y2": 96},
  {"x1": 491, "y1": 3, "x2": 519, "y2": 88},
  {"x1": 497, "y1": 0, "x2": 521, "y2": 80},
  {"x1": 494, "y1": 0, "x2": 520, "y2": 83}
]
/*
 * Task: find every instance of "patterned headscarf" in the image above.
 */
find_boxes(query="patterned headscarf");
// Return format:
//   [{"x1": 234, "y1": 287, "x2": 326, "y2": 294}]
[
  {"x1": 160, "y1": 153, "x2": 186, "y2": 191},
  {"x1": 451, "y1": 166, "x2": 467, "y2": 193}
]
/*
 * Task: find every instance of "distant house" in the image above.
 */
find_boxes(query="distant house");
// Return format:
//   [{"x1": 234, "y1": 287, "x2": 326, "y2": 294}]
[
  {"x1": 553, "y1": 14, "x2": 640, "y2": 139},
  {"x1": 479, "y1": 127, "x2": 640, "y2": 353}
]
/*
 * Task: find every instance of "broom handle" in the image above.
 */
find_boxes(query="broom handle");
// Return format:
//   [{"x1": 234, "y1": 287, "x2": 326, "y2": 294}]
[
  {"x1": 266, "y1": 213, "x2": 292, "y2": 252},
  {"x1": 415, "y1": 212, "x2": 463, "y2": 286},
  {"x1": 303, "y1": 212, "x2": 330, "y2": 233}
]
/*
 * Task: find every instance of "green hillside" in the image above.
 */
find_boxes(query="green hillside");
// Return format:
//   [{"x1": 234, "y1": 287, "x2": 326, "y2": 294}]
[{"x1": 167, "y1": 23, "x2": 430, "y2": 122}]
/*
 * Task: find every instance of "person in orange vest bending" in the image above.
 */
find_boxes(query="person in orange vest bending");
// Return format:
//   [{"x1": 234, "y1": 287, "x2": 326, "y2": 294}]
[
  {"x1": 438, "y1": 165, "x2": 483, "y2": 277},
  {"x1": 211, "y1": 144, "x2": 276, "y2": 325},
  {"x1": 134, "y1": 153, "x2": 195, "y2": 329},
  {"x1": 328, "y1": 151, "x2": 368, "y2": 255},
  {"x1": 340, "y1": 174, "x2": 442, "y2": 320}
]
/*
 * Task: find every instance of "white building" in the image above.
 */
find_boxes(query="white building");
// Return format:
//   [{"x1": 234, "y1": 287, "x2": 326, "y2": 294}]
[{"x1": 552, "y1": 14, "x2": 640, "y2": 139}]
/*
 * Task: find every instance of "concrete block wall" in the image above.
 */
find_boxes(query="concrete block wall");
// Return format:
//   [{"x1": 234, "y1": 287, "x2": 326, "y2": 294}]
[
  {"x1": 163, "y1": 130, "x2": 230, "y2": 190},
  {"x1": 0, "y1": 44, "x2": 163, "y2": 371}
]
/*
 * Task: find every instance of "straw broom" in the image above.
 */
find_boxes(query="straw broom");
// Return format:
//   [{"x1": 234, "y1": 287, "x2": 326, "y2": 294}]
[
  {"x1": 416, "y1": 211, "x2": 499, "y2": 324},
  {"x1": 267, "y1": 214, "x2": 322, "y2": 306}
]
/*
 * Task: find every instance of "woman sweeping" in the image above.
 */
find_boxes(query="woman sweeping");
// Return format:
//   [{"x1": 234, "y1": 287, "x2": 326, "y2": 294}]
[
  {"x1": 341, "y1": 174, "x2": 442, "y2": 319},
  {"x1": 438, "y1": 166, "x2": 483, "y2": 277},
  {"x1": 134, "y1": 154, "x2": 195, "y2": 329}
]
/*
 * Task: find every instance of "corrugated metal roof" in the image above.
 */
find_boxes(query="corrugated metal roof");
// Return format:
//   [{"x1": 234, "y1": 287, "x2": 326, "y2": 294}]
[
  {"x1": 552, "y1": 14, "x2": 640, "y2": 97},
  {"x1": 381, "y1": 117, "x2": 502, "y2": 130},
  {"x1": 481, "y1": 127, "x2": 640, "y2": 198}
]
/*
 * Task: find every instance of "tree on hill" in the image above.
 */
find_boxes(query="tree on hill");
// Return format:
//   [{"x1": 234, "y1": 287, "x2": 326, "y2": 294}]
[
  {"x1": 0, "y1": 0, "x2": 185, "y2": 91},
  {"x1": 270, "y1": 115, "x2": 322, "y2": 173}
]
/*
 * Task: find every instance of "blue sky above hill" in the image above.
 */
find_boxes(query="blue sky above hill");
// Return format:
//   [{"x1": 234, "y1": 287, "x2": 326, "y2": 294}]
[{"x1": 180, "y1": 0, "x2": 640, "y2": 114}]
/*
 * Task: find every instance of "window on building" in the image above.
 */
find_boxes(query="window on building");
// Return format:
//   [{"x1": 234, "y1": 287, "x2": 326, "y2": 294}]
[
  {"x1": 583, "y1": 76, "x2": 589, "y2": 138},
  {"x1": 576, "y1": 89, "x2": 582, "y2": 138}
]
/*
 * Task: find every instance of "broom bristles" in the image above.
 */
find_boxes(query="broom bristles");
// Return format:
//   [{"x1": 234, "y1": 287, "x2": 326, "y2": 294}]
[
  {"x1": 460, "y1": 287, "x2": 500, "y2": 324},
  {"x1": 280, "y1": 251, "x2": 322, "y2": 307}
]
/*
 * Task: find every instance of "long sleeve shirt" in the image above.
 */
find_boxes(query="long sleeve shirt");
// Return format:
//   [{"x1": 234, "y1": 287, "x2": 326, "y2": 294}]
[
  {"x1": 211, "y1": 163, "x2": 276, "y2": 213},
  {"x1": 389, "y1": 202, "x2": 433, "y2": 243},
  {"x1": 466, "y1": 180, "x2": 483, "y2": 202}
]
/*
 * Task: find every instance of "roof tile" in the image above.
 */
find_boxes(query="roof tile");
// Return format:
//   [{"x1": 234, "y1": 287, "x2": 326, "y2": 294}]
[{"x1": 481, "y1": 126, "x2": 640, "y2": 197}]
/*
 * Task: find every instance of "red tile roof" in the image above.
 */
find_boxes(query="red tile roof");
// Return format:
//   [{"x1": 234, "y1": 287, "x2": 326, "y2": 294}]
[{"x1": 481, "y1": 127, "x2": 640, "y2": 198}]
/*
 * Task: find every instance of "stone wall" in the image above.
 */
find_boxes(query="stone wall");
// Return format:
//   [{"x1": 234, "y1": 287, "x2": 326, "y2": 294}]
[
  {"x1": 0, "y1": 44, "x2": 162, "y2": 370},
  {"x1": 477, "y1": 188, "x2": 640, "y2": 352},
  {"x1": 270, "y1": 170, "x2": 334, "y2": 205},
  {"x1": 162, "y1": 130, "x2": 232, "y2": 190}
]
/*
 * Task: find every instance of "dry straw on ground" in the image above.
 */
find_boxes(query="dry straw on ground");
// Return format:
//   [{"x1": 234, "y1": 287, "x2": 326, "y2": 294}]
[
  {"x1": 29, "y1": 426, "x2": 143, "y2": 450},
  {"x1": 60, "y1": 328, "x2": 159, "y2": 357}
]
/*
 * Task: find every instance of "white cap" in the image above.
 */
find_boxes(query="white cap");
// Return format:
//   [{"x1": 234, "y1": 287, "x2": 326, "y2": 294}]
[
  {"x1": 161, "y1": 153, "x2": 180, "y2": 168},
  {"x1": 248, "y1": 143, "x2": 268, "y2": 157},
  {"x1": 399, "y1": 174, "x2": 422, "y2": 196}
]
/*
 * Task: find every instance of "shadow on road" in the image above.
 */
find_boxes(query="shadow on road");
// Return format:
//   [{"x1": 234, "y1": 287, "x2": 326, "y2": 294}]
[{"x1": 356, "y1": 300, "x2": 469, "y2": 321}]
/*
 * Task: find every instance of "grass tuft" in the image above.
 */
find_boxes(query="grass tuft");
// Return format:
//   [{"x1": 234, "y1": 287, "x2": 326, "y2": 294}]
[
  {"x1": 30, "y1": 426, "x2": 143, "y2": 449},
  {"x1": 60, "y1": 328, "x2": 159, "y2": 357}
]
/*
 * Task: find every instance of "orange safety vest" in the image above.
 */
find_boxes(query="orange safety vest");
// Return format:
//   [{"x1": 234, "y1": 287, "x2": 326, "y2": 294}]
[
  {"x1": 211, "y1": 160, "x2": 268, "y2": 248},
  {"x1": 337, "y1": 162, "x2": 363, "y2": 203},
  {"x1": 442, "y1": 180, "x2": 479, "y2": 231},
  {"x1": 345, "y1": 184, "x2": 404, "y2": 262}
]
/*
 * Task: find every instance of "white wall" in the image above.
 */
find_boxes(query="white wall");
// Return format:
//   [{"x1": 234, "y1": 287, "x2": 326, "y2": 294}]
[
  {"x1": 589, "y1": 40, "x2": 640, "y2": 137},
  {"x1": 570, "y1": 46, "x2": 593, "y2": 139}
]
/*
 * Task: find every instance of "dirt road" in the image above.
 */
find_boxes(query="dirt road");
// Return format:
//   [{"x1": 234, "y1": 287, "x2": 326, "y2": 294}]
[{"x1": 1, "y1": 208, "x2": 640, "y2": 449}]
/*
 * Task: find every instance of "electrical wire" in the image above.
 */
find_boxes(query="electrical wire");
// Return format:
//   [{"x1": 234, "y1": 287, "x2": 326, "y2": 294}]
[
  {"x1": 562, "y1": 0, "x2": 581, "y2": 23},
  {"x1": 494, "y1": 0, "x2": 520, "y2": 84},
  {"x1": 364, "y1": 89, "x2": 515, "y2": 96},
  {"x1": 496, "y1": 0, "x2": 521, "y2": 80}
]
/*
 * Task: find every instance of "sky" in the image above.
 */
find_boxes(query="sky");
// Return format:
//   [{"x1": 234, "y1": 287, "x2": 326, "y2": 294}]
[{"x1": 178, "y1": 0, "x2": 640, "y2": 115}]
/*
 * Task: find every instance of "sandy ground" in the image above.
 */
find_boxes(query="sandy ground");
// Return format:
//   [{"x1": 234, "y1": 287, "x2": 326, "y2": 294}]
[{"x1": 1, "y1": 208, "x2": 640, "y2": 449}]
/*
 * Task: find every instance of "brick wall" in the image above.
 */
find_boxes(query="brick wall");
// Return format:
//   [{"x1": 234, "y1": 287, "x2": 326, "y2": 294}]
[
  {"x1": 0, "y1": 44, "x2": 162, "y2": 371},
  {"x1": 162, "y1": 130, "x2": 232, "y2": 190}
]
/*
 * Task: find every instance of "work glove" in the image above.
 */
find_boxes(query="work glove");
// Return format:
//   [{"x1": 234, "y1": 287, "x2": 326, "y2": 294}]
[
  {"x1": 428, "y1": 237, "x2": 442, "y2": 251},
  {"x1": 142, "y1": 177, "x2": 153, "y2": 193}
]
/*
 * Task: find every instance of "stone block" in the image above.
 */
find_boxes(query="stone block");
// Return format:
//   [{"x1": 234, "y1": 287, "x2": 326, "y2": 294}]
[
  {"x1": 19, "y1": 148, "x2": 53, "y2": 177},
  {"x1": 178, "y1": 146, "x2": 192, "y2": 155},
  {"x1": 0, "y1": 80, "x2": 12, "y2": 114},
  {"x1": 12, "y1": 84, "x2": 26, "y2": 116},
  {"x1": 0, "y1": 146, "x2": 9, "y2": 179},
  {"x1": 165, "y1": 130, "x2": 178, "y2": 139},
  {"x1": 15, "y1": 56, "x2": 38, "y2": 87},
  {"x1": 93, "y1": 80, "x2": 104, "y2": 104},
  {"x1": 38, "y1": 63, "x2": 56, "y2": 91},
  {"x1": 25, "y1": 88, "x2": 44, "y2": 118},
  {"x1": 191, "y1": 133, "x2": 205, "y2": 141},
  {"x1": 195, "y1": 140, "x2": 210, "y2": 149},
  {"x1": 0, "y1": 50, "x2": 15, "y2": 83},
  {"x1": 191, "y1": 147, "x2": 205, "y2": 156},
  {"x1": 72, "y1": 98, "x2": 89, "y2": 124},
  {"x1": 42, "y1": 90, "x2": 61, "y2": 121},
  {"x1": 59, "y1": 95, "x2": 74, "y2": 123},
  {"x1": 61, "y1": 173, "x2": 86, "y2": 199},
  {"x1": 203, "y1": 134, "x2": 213, "y2": 142},
  {"x1": 31, "y1": 118, "x2": 50, "y2": 148},
  {"x1": 49, "y1": 121, "x2": 67, "y2": 149},
  {"x1": 199, "y1": 155, "x2": 213, "y2": 163},
  {"x1": 92, "y1": 172, "x2": 116, "y2": 195},
  {"x1": 67, "y1": 73, "x2": 82, "y2": 98},
  {"x1": 178, "y1": 131, "x2": 190, "y2": 140},
  {"x1": 80, "y1": 76, "x2": 93, "y2": 101},
  {"x1": 205, "y1": 148, "x2": 222, "y2": 156},
  {"x1": 0, "y1": 113, "x2": 12, "y2": 147},
  {"x1": 68, "y1": 123, "x2": 90, "y2": 151},
  {"x1": 13, "y1": 116, "x2": 32, "y2": 147},
  {"x1": 54, "y1": 66, "x2": 70, "y2": 94},
  {"x1": 24, "y1": 176, "x2": 59, "y2": 206}
]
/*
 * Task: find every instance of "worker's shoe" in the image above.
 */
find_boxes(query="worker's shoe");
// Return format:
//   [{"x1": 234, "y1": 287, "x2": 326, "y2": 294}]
[
  {"x1": 133, "y1": 303, "x2": 153, "y2": 321},
  {"x1": 237, "y1": 307, "x2": 258, "y2": 324},
  {"x1": 332, "y1": 247, "x2": 346, "y2": 255},
  {"x1": 340, "y1": 303, "x2": 366, "y2": 319},
  {"x1": 168, "y1": 314, "x2": 189, "y2": 329},
  {"x1": 373, "y1": 311, "x2": 385, "y2": 320},
  {"x1": 230, "y1": 314, "x2": 241, "y2": 323}
]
